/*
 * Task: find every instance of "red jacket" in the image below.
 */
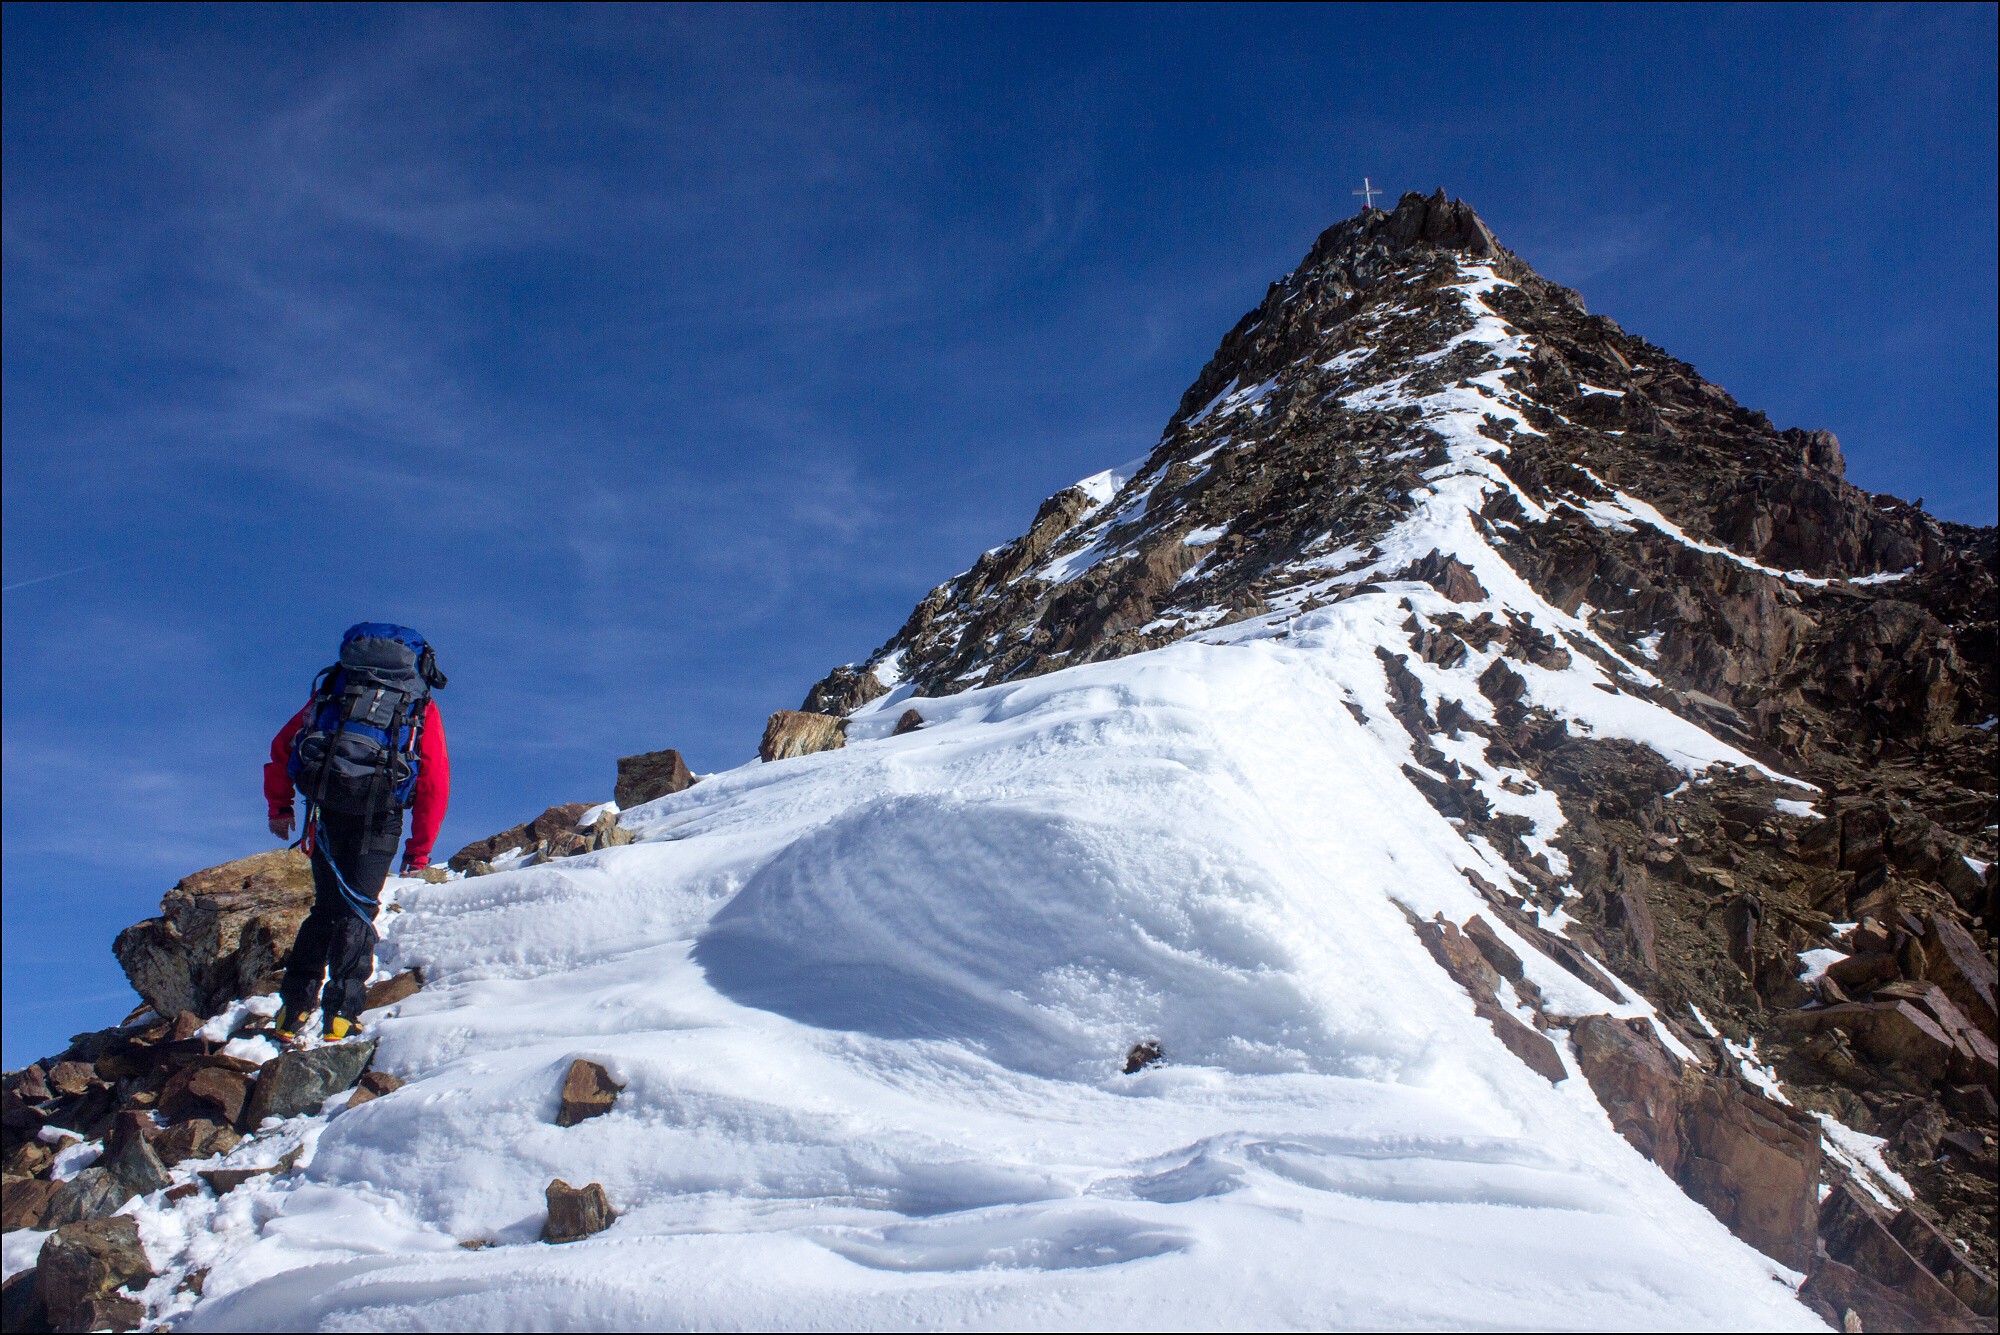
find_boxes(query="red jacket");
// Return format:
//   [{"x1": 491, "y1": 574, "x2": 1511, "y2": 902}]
[{"x1": 266, "y1": 698, "x2": 450, "y2": 869}]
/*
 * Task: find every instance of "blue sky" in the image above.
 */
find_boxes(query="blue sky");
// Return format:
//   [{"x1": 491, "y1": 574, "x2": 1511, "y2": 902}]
[{"x1": 4, "y1": 4, "x2": 1994, "y2": 1067}]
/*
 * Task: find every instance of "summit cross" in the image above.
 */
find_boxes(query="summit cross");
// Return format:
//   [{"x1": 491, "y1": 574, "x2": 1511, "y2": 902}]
[{"x1": 1353, "y1": 177, "x2": 1382, "y2": 211}]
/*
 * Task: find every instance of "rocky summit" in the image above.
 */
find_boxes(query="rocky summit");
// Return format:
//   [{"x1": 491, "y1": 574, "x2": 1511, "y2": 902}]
[
  {"x1": 806, "y1": 190, "x2": 1997, "y2": 1323},
  {"x1": 2, "y1": 191, "x2": 1994, "y2": 1333}
]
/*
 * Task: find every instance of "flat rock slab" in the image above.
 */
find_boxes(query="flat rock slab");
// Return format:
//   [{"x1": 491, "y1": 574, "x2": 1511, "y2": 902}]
[
  {"x1": 1571, "y1": 1014, "x2": 1686, "y2": 1172},
  {"x1": 243, "y1": 1038, "x2": 377, "y2": 1126},
  {"x1": 541, "y1": 1179, "x2": 615, "y2": 1243},
  {"x1": 199, "y1": 1166, "x2": 274, "y2": 1196}
]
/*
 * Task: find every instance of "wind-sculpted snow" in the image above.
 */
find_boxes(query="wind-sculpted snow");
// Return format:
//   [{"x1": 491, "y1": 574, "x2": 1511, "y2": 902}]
[{"x1": 147, "y1": 634, "x2": 1822, "y2": 1331}]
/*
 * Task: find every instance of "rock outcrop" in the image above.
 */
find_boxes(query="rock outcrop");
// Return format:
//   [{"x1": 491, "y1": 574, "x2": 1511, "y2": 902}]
[
  {"x1": 758, "y1": 710, "x2": 845, "y2": 762},
  {"x1": 448, "y1": 802, "x2": 634, "y2": 873},
  {"x1": 242, "y1": 1039, "x2": 377, "y2": 1125},
  {"x1": 614, "y1": 748, "x2": 695, "y2": 807},
  {"x1": 112, "y1": 849, "x2": 314, "y2": 1018}
]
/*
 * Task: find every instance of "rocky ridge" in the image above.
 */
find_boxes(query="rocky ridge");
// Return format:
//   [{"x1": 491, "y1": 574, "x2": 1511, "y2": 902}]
[{"x1": 802, "y1": 191, "x2": 1998, "y2": 1328}]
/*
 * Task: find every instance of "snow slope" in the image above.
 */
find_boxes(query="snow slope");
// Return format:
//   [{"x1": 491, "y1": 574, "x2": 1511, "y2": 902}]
[{"x1": 137, "y1": 609, "x2": 1823, "y2": 1330}]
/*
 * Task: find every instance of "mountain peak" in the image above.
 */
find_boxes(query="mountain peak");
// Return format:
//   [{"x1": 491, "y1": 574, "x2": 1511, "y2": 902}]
[{"x1": 808, "y1": 197, "x2": 1961, "y2": 720}]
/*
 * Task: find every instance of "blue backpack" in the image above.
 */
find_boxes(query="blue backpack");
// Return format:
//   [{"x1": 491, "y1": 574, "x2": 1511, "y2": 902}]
[{"x1": 289, "y1": 623, "x2": 447, "y2": 815}]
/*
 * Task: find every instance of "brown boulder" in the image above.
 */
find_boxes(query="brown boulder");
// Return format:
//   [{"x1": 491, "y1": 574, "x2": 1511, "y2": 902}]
[
  {"x1": 1570, "y1": 1015, "x2": 1685, "y2": 1172},
  {"x1": 613, "y1": 749, "x2": 695, "y2": 808},
  {"x1": 758, "y1": 710, "x2": 846, "y2": 763},
  {"x1": 1814, "y1": 1181, "x2": 1983, "y2": 1332},
  {"x1": 448, "y1": 803, "x2": 592, "y2": 872},
  {"x1": 159, "y1": 1061, "x2": 255, "y2": 1127},
  {"x1": 1871, "y1": 981, "x2": 2000, "y2": 1086},
  {"x1": 112, "y1": 848, "x2": 315, "y2": 1018},
  {"x1": 363, "y1": 969, "x2": 424, "y2": 1011},
  {"x1": 541, "y1": 1179, "x2": 616, "y2": 1243},
  {"x1": 150, "y1": 1118, "x2": 240, "y2": 1168},
  {"x1": 555, "y1": 1059, "x2": 623, "y2": 1127},
  {"x1": 344, "y1": 1070, "x2": 405, "y2": 1109},
  {"x1": 61, "y1": 1293, "x2": 145, "y2": 1332},
  {"x1": 2, "y1": 1176, "x2": 57, "y2": 1230},
  {"x1": 37, "y1": 1215, "x2": 154, "y2": 1333},
  {"x1": 1674, "y1": 1078, "x2": 1820, "y2": 1271},
  {"x1": 1403, "y1": 549, "x2": 1489, "y2": 603},
  {"x1": 45, "y1": 1063, "x2": 94, "y2": 1099},
  {"x1": 893, "y1": 709, "x2": 926, "y2": 736},
  {"x1": 1460, "y1": 915, "x2": 1525, "y2": 982},
  {"x1": 5, "y1": 1140, "x2": 54, "y2": 1178}
]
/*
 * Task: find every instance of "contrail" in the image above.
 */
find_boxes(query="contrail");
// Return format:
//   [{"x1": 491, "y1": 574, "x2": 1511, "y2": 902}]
[{"x1": 2, "y1": 560, "x2": 118, "y2": 593}]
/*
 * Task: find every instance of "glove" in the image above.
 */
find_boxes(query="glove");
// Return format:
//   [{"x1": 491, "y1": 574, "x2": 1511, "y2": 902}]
[
  {"x1": 401, "y1": 850, "x2": 429, "y2": 875},
  {"x1": 269, "y1": 812, "x2": 295, "y2": 841}
]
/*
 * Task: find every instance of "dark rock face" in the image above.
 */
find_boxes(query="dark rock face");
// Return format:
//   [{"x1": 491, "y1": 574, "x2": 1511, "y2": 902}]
[
  {"x1": 1809, "y1": 1181, "x2": 1987, "y2": 1332},
  {"x1": 1674, "y1": 1078, "x2": 1822, "y2": 1272},
  {"x1": 242, "y1": 1039, "x2": 377, "y2": 1126},
  {"x1": 111, "y1": 849, "x2": 314, "y2": 1018},
  {"x1": 37, "y1": 1215, "x2": 154, "y2": 1333},
  {"x1": 554, "y1": 1059, "x2": 622, "y2": 1127},
  {"x1": 40, "y1": 1168, "x2": 132, "y2": 1230},
  {"x1": 614, "y1": 749, "x2": 695, "y2": 808},
  {"x1": 1, "y1": 1269, "x2": 47, "y2": 1334},
  {"x1": 541, "y1": 1178, "x2": 615, "y2": 1243},
  {"x1": 1571, "y1": 1015, "x2": 1686, "y2": 1171},
  {"x1": 758, "y1": 710, "x2": 845, "y2": 763}
]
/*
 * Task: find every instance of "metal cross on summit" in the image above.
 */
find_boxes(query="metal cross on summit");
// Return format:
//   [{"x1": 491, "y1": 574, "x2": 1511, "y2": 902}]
[{"x1": 1353, "y1": 177, "x2": 1382, "y2": 211}]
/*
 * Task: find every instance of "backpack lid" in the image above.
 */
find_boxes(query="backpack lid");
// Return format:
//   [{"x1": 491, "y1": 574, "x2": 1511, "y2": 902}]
[{"x1": 339, "y1": 622, "x2": 427, "y2": 675}]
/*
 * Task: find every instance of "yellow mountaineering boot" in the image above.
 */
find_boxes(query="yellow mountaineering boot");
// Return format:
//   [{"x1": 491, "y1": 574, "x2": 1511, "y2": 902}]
[
  {"x1": 325, "y1": 1015, "x2": 356, "y2": 1041},
  {"x1": 272, "y1": 1005, "x2": 300, "y2": 1044}
]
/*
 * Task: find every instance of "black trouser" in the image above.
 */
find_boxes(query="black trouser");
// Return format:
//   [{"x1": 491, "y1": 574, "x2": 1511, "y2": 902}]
[{"x1": 279, "y1": 805, "x2": 402, "y2": 1024}]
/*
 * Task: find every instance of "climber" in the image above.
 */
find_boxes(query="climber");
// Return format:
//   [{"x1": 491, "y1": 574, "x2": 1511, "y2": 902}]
[{"x1": 263, "y1": 623, "x2": 450, "y2": 1043}]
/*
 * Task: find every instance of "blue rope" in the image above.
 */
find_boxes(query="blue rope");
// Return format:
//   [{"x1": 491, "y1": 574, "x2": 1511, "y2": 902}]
[{"x1": 309, "y1": 806, "x2": 382, "y2": 924}]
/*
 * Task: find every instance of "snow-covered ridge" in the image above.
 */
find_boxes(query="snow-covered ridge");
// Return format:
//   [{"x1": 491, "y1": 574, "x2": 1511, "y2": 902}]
[{"x1": 118, "y1": 621, "x2": 1816, "y2": 1330}]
